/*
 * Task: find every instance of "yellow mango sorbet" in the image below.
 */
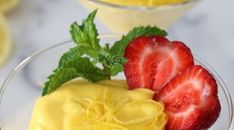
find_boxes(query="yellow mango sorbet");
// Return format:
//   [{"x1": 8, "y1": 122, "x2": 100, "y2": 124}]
[
  {"x1": 29, "y1": 80, "x2": 167, "y2": 130},
  {"x1": 101, "y1": 0, "x2": 186, "y2": 6}
]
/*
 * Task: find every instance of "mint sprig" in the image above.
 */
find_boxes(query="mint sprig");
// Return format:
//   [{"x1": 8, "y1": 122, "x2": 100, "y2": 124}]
[
  {"x1": 70, "y1": 10, "x2": 100, "y2": 58},
  {"x1": 42, "y1": 68, "x2": 78, "y2": 96},
  {"x1": 42, "y1": 10, "x2": 167, "y2": 96},
  {"x1": 58, "y1": 47, "x2": 84, "y2": 67},
  {"x1": 42, "y1": 10, "x2": 115, "y2": 96},
  {"x1": 42, "y1": 57, "x2": 109, "y2": 96}
]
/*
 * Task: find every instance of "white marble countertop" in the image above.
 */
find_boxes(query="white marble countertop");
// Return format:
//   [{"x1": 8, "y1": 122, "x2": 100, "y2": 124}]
[{"x1": 0, "y1": 0, "x2": 234, "y2": 129}]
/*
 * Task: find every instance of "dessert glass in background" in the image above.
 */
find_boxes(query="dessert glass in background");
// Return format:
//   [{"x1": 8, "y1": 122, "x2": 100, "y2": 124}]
[
  {"x1": 0, "y1": 0, "x2": 20, "y2": 13},
  {"x1": 80, "y1": 0, "x2": 200, "y2": 32},
  {"x1": 0, "y1": 14, "x2": 11, "y2": 67},
  {"x1": 0, "y1": 35, "x2": 233, "y2": 130},
  {"x1": 0, "y1": 0, "x2": 20, "y2": 67}
]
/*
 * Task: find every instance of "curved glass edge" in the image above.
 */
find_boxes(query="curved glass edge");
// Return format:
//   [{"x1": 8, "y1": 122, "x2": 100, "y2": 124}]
[
  {"x1": 84, "y1": 0, "x2": 201, "y2": 10},
  {"x1": 0, "y1": 35, "x2": 233, "y2": 130},
  {"x1": 0, "y1": 40, "x2": 72, "y2": 129},
  {"x1": 0, "y1": 40, "x2": 71, "y2": 107}
]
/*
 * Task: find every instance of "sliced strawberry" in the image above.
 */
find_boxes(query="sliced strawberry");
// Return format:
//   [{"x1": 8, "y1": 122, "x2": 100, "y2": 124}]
[
  {"x1": 124, "y1": 36, "x2": 194, "y2": 92},
  {"x1": 155, "y1": 65, "x2": 221, "y2": 130},
  {"x1": 166, "y1": 105, "x2": 204, "y2": 130},
  {"x1": 200, "y1": 96, "x2": 221, "y2": 129},
  {"x1": 124, "y1": 36, "x2": 158, "y2": 89}
]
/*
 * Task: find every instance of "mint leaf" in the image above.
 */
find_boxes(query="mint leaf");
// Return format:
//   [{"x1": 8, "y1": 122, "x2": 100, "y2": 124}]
[
  {"x1": 66, "y1": 57, "x2": 109, "y2": 82},
  {"x1": 42, "y1": 57, "x2": 109, "y2": 96},
  {"x1": 42, "y1": 68, "x2": 78, "y2": 96},
  {"x1": 110, "y1": 26, "x2": 167, "y2": 56},
  {"x1": 59, "y1": 47, "x2": 84, "y2": 67},
  {"x1": 110, "y1": 64, "x2": 124, "y2": 76},
  {"x1": 43, "y1": 10, "x2": 107, "y2": 96},
  {"x1": 69, "y1": 9, "x2": 128, "y2": 77},
  {"x1": 98, "y1": 50, "x2": 127, "y2": 76},
  {"x1": 70, "y1": 9, "x2": 100, "y2": 58}
]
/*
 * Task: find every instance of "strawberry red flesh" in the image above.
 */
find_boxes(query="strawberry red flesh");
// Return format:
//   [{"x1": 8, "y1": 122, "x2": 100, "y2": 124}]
[
  {"x1": 124, "y1": 36, "x2": 158, "y2": 89},
  {"x1": 124, "y1": 36, "x2": 194, "y2": 92},
  {"x1": 155, "y1": 65, "x2": 221, "y2": 130}
]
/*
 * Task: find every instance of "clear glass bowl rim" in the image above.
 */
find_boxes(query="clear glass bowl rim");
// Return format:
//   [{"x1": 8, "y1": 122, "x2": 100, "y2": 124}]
[
  {"x1": 0, "y1": 34, "x2": 233, "y2": 130},
  {"x1": 84, "y1": 0, "x2": 201, "y2": 10}
]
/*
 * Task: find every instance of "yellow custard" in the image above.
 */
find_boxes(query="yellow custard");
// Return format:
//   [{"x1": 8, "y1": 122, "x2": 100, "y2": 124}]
[
  {"x1": 29, "y1": 80, "x2": 167, "y2": 130},
  {"x1": 101, "y1": 0, "x2": 186, "y2": 6}
]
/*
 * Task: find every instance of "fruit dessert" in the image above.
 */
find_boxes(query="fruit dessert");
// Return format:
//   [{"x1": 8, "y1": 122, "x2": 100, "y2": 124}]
[{"x1": 29, "y1": 10, "x2": 221, "y2": 130}]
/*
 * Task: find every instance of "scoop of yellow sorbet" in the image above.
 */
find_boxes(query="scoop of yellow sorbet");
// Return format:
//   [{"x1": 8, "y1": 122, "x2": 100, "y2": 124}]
[
  {"x1": 29, "y1": 80, "x2": 167, "y2": 130},
  {"x1": 101, "y1": 0, "x2": 186, "y2": 6}
]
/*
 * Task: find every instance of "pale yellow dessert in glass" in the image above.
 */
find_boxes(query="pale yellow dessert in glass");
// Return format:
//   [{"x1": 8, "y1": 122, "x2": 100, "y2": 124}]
[
  {"x1": 80, "y1": 0, "x2": 199, "y2": 32},
  {"x1": 0, "y1": 13, "x2": 11, "y2": 67},
  {"x1": 101, "y1": 0, "x2": 186, "y2": 6},
  {"x1": 29, "y1": 80, "x2": 167, "y2": 130},
  {"x1": 0, "y1": 0, "x2": 20, "y2": 13}
]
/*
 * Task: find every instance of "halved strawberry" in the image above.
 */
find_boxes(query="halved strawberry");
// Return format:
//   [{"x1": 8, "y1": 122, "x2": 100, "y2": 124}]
[
  {"x1": 155, "y1": 65, "x2": 221, "y2": 130},
  {"x1": 124, "y1": 36, "x2": 194, "y2": 92},
  {"x1": 124, "y1": 36, "x2": 158, "y2": 89}
]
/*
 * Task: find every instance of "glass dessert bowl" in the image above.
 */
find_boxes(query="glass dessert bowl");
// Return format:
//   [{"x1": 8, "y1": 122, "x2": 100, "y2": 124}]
[
  {"x1": 0, "y1": 35, "x2": 233, "y2": 130},
  {"x1": 80, "y1": 0, "x2": 200, "y2": 32}
]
